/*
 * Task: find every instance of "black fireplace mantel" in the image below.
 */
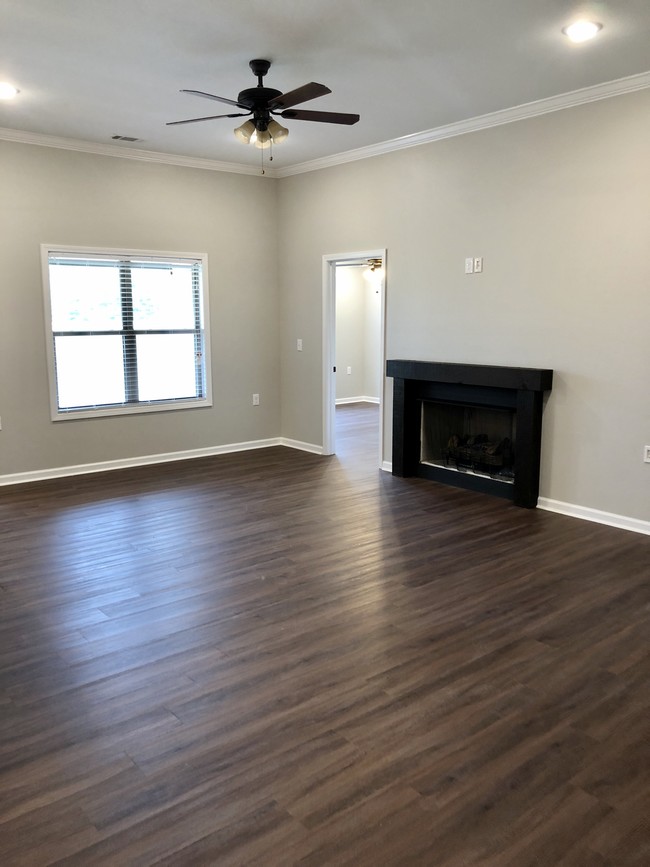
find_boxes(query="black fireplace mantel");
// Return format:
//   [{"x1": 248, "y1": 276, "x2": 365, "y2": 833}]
[{"x1": 386, "y1": 360, "x2": 553, "y2": 508}]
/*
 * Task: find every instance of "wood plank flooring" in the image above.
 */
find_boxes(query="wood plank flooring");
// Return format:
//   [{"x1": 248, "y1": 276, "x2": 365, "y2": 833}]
[{"x1": 0, "y1": 403, "x2": 648, "y2": 865}]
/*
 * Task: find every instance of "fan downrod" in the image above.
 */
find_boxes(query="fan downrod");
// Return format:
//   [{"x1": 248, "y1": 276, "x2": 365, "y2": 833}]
[
  {"x1": 249, "y1": 59, "x2": 271, "y2": 84},
  {"x1": 238, "y1": 60, "x2": 280, "y2": 117}
]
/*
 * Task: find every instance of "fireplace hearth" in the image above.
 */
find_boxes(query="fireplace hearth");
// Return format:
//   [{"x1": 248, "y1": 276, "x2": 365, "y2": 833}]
[{"x1": 386, "y1": 360, "x2": 553, "y2": 508}]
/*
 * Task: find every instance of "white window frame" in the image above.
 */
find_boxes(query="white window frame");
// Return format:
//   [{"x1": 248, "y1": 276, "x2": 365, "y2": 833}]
[{"x1": 41, "y1": 245, "x2": 212, "y2": 421}]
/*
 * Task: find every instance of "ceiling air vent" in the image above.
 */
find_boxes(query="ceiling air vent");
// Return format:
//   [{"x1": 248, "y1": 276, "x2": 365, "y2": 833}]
[{"x1": 111, "y1": 135, "x2": 142, "y2": 142}]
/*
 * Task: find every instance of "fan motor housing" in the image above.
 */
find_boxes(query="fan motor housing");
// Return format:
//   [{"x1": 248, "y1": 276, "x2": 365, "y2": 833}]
[{"x1": 237, "y1": 87, "x2": 282, "y2": 109}]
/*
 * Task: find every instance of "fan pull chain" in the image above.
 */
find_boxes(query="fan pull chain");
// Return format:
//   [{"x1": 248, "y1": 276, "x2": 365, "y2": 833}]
[{"x1": 259, "y1": 138, "x2": 273, "y2": 175}]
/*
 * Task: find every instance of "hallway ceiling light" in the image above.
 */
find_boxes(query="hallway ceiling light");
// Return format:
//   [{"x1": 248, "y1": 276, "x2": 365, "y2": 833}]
[
  {"x1": 562, "y1": 20, "x2": 602, "y2": 43},
  {"x1": 364, "y1": 258, "x2": 383, "y2": 284}
]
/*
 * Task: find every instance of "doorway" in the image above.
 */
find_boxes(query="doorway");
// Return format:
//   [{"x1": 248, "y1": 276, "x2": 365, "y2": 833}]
[{"x1": 322, "y1": 249, "x2": 387, "y2": 464}]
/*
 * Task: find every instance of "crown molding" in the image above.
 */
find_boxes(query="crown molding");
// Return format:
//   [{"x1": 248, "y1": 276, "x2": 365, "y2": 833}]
[
  {"x1": 0, "y1": 127, "x2": 279, "y2": 176},
  {"x1": 1, "y1": 70, "x2": 648, "y2": 179},
  {"x1": 275, "y1": 70, "x2": 650, "y2": 177}
]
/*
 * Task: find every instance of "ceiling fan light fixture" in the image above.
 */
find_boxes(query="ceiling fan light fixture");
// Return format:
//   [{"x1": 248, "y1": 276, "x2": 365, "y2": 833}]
[
  {"x1": 171, "y1": 59, "x2": 359, "y2": 165},
  {"x1": 253, "y1": 128, "x2": 272, "y2": 149},
  {"x1": 267, "y1": 119, "x2": 289, "y2": 143},
  {"x1": 233, "y1": 119, "x2": 256, "y2": 143},
  {"x1": 562, "y1": 20, "x2": 602, "y2": 43}
]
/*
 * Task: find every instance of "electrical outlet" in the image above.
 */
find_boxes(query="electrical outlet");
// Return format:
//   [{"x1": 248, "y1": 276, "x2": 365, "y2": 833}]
[
  {"x1": 464, "y1": 257, "x2": 474, "y2": 274},
  {"x1": 252, "y1": 394, "x2": 260, "y2": 406},
  {"x1": 297, "y1": 338, "x2": 303, "y2": 351},
  {"x1": 347, "y1": 366, "x2": 352, "y2": 375},
  {"x1": 644, "y1": 445, "x2": 650, "y2": 463}
]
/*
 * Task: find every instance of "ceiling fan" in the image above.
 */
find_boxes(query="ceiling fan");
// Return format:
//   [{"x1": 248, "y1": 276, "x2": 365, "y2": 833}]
[{"x1": 167, "y1": 59, "x2": 360, "y2": 149}]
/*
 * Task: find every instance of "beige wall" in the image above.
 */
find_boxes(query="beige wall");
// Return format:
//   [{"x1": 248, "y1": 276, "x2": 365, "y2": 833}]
[
  {"x1": 278, "y1": 89, "x2": 650, "y2": 522},
  {"x1": 2, "y1": 88, "x2": 648, "y2": 524},
  {"x1": 0, "y1": 142, "x2": 280, "y2": 475}
]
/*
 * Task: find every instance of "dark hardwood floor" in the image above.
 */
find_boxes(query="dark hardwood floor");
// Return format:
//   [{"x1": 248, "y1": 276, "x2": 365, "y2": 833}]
[{"x1": 1, "y1": 403, "x2": 648, "y2": 865}]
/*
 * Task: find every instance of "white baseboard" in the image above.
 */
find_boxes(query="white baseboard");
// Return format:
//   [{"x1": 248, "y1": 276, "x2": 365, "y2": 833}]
[
  {"x1": 278, "y1": 438, "x2": 324, "y2": 455},
  {"x1": 379, "y1": 466, "x2": 648, "y2": 535},
  {"x1": 537, "y1": 498, "x2": 650, "y2": 536},
  {"x1": 335, "y1": 396, "x2": 380, "y2": 405},
  {"x1": 4, "y1": 447, "x2": 647, "y2": 537},
  {"x1": 0, "y1": 438, "x2": 284, "y2": 486}
]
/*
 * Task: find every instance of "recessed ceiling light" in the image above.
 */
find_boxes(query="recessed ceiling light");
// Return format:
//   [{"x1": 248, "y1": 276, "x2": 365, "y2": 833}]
[
  {"x1": 0, "y1": 82, "x2": 19, "y2": 100},
  {"x1": 562, "y1": 20, "x2": 603, "y2": 43}
]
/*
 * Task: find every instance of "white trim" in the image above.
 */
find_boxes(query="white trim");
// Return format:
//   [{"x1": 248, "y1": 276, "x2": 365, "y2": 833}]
[
  {"x1": 0, "y1": 127, "x2": 275, "y2": 176},
  {"x1": 538, "y1": 498, "x2": 650, "y2": 536},
  {"x1": 2, "y1": 71, "x2": 647, "y2": 180},
  {"x1": 50, "y1": 398, "x2": 213, "y2": 422},
  {"x1": 276, "y1": 71, "x2": 650, "y2": 177},
  {"x1": 4, "y1": 447, "x2": 646, "y2": 536},
  {"x1": 0, "y1": 437, "x2": 328, "y2": 487},
  {"x1": 0, "y1": 438, "x2": 284, "y2": 487},
  {"x1": 41, "y1": 245, "x2": 213, "y2": 421},
  {"x1": 335, "y1": 396, "x2": 380, "y2": 405},
  {"x1": 377, "y1": 468, "x2": 648, "y2": 533},
  {"x1": 278, "y1": 438, "x2": 324, "y2": 455},
  {"x1": 322, "y1": 256, "x2": 337, "y2": 456}
]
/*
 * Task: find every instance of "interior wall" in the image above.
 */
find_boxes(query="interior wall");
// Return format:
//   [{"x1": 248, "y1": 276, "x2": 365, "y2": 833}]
[
  {"x1": 2, "y1": 90, "x2": 648, "y2": 523},
  {"x1": 278, "y1": 89, "x2": 650, "y2": 522},
  {"x1": 334, "y1": 266, "x2": 380, "y2": 402},
  {"x1": 363, "y1": 277, "x2": 382, "y2": 399},
  {"x1": 335, "y1": 266, "x2": 365, "y2": 400},
  {"x1": 0, "y1": 141, "x2": 280, "y2": 476}
]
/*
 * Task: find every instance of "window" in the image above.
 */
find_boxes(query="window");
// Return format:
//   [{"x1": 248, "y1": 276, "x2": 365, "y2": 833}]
[{"x1": 42, "y1": 247, "x2": 211, "y2": 419}]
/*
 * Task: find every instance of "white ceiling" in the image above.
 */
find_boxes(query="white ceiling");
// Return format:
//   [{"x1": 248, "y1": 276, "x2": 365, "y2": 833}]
[{"x1": 1, "y1": 0, "x2": 649, "y2": 173}]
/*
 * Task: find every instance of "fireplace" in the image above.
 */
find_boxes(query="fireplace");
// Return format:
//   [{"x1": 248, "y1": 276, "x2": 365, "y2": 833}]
[
  {"x1": 386, "y1": 360, "x2": 553, "y2": 508},
  {"x1": 421, "y1": 402, "x2": 516, "y2": 481}
]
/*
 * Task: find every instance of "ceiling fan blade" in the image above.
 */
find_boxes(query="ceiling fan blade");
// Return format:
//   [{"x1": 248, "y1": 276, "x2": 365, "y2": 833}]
[
  {"x1": 280, "y1": 109, "x2": 360, "y2": 125},
  {"x1": 167, "y1": 112, "x2": 249, "y2": 126},
  {"x1": 267, "y1": 82, "x2": 331, "y2": 110},
  {"x1": 180, "y1": 89, "x2": 247, "y2": 109}
]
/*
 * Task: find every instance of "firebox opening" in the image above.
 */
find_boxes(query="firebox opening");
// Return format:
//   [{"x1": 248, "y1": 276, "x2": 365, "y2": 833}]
[{"x1": 420, "y1": 401, "x2": 516, "y2": 484}]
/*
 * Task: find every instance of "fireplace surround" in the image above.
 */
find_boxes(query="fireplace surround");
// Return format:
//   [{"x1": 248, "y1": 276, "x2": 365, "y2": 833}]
[{"x1": 386, "y1": 360, "x2": 553, "y2": 508}]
